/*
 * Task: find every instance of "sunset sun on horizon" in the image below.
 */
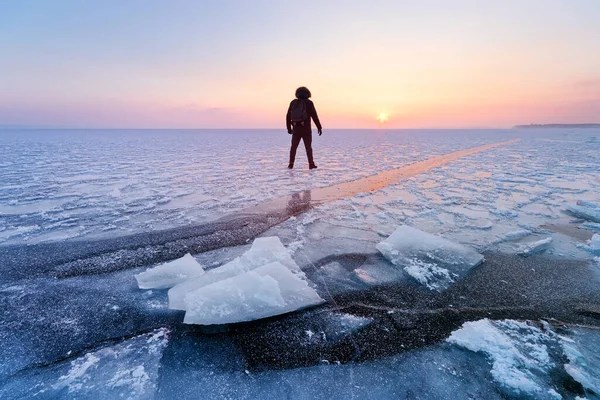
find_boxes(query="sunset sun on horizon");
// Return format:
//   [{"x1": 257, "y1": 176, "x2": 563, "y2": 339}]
[{"x1": 377, "y1": 113, "x2": 390, "y2": 123}]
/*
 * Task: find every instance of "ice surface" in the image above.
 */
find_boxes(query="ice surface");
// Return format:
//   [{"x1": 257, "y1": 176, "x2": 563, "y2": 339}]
[
  {"x1": 376, "y1": 225, "x2": 484, "y2": 290},
  {"x1": 183, "y1": 261, "x2": 324, "y2": 325},
  {"x1": 152, "y1": 336, "x2": 504, "y2": 399},
  {"x1": 3, "y1": 129, "x2": 600, "y2": 397},
  {"x1": 0, "y1": 328, "x2": 169, "y2": 399},
  {"x1": 135, "y1": 253, "x2": 204, "y2": 289},
  {"x1": 169, "y1": 236, "x2": 301, "y2": 310},
  {"x1": 517, "y1": 237, "x2": 553, "y2": 257}
]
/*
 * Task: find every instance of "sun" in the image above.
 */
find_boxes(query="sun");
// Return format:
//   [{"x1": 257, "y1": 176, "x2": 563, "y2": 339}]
[{"x1": 377, "y1": 112, "x2": 389, "y2": 123}]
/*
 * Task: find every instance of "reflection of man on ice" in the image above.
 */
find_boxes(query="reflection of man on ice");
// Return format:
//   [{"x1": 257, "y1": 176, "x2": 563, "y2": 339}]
[
  {"x1": 286, "y1": 190, "x2": 312, "y2": 217},
  {"x1": 286, "y1": 87, "x2": 322, "y2": 170}
]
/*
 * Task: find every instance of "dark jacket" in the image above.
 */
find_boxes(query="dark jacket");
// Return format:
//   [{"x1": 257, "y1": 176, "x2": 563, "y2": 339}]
[{"x1": 286, "y1": 99, "x2": 322, "y2": 133}]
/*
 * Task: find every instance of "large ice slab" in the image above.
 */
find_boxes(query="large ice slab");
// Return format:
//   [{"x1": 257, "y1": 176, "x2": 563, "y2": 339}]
[
  {"x1": 169, "y1": 236, "x2": 301, "y2": 310},
  {"x1": 567, "y1": 201, "x2": 600, "y2": 223},
  {"x1": 376, "y1": 225, "x2": 484, "y2": 290},
  {"x1": 183, "y1": 261, "x2": 324, "y2": 325},
  {"x1": 135, "y1": 253, "x2": 205, "y2": 289}
]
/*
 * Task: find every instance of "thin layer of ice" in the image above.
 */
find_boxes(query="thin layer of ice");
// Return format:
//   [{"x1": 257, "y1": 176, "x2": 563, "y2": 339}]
[
  {"x1": 517, "y1": 237, "x2": 553, "y2": 257},
  {"x1": 589, "y1": 234, "x2": 600, "y2": 254},
  {"x1": 135, "y1": 253, "x2": 204, "y2": 290},
  {"x1": 1, "y1": 328, "x2": 169, "y2": 399},
  {"x1": 567, "y1": 202, "x2": 600, "y2": 223},
  {"x1": 168, "y1": 236, "x2": 301, "y2": 310},
  {"x1": 183, "y1": 261, "x2": 324, "y2": 325},
  {"x1": 376, "y1": 225, "x2": 484, "y2": 290},
  {"x1": 560, "y1": 329, "x2": 600, "y2": 395}
]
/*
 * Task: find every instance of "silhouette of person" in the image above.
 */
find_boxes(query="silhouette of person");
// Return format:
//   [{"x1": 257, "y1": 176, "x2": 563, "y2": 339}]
[{"x1": 286, "y1": 87, "x2": 322, "y2": 170}]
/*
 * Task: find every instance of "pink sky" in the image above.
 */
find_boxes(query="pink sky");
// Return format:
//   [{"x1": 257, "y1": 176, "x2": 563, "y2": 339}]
[{"x1": 1, "y1": 1, "x2": 599, "y2": 128}]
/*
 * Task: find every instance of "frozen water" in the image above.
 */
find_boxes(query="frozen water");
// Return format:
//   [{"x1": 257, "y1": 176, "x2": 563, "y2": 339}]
[
  {"x1": 135, "y1": 253, "x2": 204, "y2": 289},
  {"x1": 589, "y1": 234, "x2": 600, "y2": 254},
  {"x1": 2, "y1": 128, "x2": 600, "y2": 398},
  {"x1": 448, "y1": 319, "x2": 600, "y2": 399},
  {"x1": 447, "y1": 319, "x2": 556, "y2": 398},
  {"x1": 0, "y1": 130, "x2": 505, "y2": 245},
  {"x1": 0, "y1": 328, "x2": 169, "y2": 399},
  {"x1": 376, "y1": 225, "x2": 484, "y2": 290},
  {"x1": 560, "y1": 328, "x2": 600, "y2": 396},
  {"x1": 517, "y1": 237, "x2": 553, "y2": 257},
  {"x1": 168, "y1": 236, "x2": 302, "y2": 310},
  {"x1": 183, "y1": 261, "x2": 324, "y2": 325},
  {"x1": 567, "y1": 202, "x2": 600, "y2": 223},
  {"x1": 155, "y1": 236, "x2": 325, "y2": 325}
]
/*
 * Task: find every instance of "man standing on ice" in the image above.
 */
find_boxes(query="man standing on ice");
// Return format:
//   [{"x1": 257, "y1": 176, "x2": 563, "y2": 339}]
[{"x1": 286, "y1": 86, "x2": 322, "y2": 170}]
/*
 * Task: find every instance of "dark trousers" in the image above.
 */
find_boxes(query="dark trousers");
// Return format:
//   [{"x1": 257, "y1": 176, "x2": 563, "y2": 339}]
[{"x1": 289, "y1": 130, "x2": 314, "y2": 166}]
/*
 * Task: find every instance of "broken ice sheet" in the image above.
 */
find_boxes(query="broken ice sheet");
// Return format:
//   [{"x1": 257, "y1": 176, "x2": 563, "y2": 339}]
[
  {"x1": 376, "y1": 225, "x2": 484, "y2": 290},
  {"x1": 517, "y1": 237, "x2": 553, "y2": 257},
  {"x1": 589, "y1": 234, "x2": 600, "y2": 255},
  {"x1": 183, "y1": 261, "x2": 324, "y2": 325},
  {"x1": 567, "y1": 201, "x2": 600, "y2": 223},
  {"x1": 168, "y1": 236, "x2": 302, "y2": 310},
  {"x1": 135, "y1": 253, "x2": 204, "y2": 289}
]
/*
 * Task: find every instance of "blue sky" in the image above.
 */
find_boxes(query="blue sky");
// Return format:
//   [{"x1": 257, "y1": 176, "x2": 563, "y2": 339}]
[{"x1": 1, "y1": 0, "x2": 599, "y2": 128}]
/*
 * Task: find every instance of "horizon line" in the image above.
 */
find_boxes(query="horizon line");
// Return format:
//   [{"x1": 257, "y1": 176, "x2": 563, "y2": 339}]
[{"x1": 1, "y1": 123, "x2": 598, "y2": 131}]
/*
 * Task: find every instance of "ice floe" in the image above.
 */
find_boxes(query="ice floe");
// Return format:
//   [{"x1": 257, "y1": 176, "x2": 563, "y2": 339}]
[
  {"x1": 517, "y1": 237, "x2": 553, "y2": 257},
  {"x1": 135, "y1": 253, "x2": 205, "y2": 289},
  {"x1": 567, "y1": 201, "x2": 600, "y2": 223},
  {"x1": 157, "y1": 237, "x2": 324, "y2": 325},
  {"x1": 183, "y1": 261, "x2": 324, "y2": 325},
  {"x1": 589, "y1": 234, "x2": 600, "y2": 254},
  {"x1": 168, "y1": 236, "x2": 304, "y2": 310},
  {"x1": 376, "y1": 225, "x2": 484, "y2": 290}
]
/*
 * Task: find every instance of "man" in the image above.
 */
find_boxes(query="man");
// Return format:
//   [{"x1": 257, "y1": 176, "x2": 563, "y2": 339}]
[{"x1": 286, "y1": 86, "x2": 322, "y2": 169}]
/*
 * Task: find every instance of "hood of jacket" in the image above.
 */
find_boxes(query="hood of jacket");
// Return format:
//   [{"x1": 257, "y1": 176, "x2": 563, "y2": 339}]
[{"x1": 295, "y1": 87, "x2": 311, "y2": 99}]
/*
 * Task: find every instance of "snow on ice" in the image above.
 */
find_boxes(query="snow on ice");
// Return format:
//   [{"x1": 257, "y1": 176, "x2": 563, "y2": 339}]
[{"x1": 448, "y1": 319, "x2": 600, "y2": 399}]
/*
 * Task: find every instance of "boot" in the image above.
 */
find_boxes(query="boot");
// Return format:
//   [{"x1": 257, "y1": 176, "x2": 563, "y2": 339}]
[
  {"x1": 288, "y1": 163, "x2": 294, "y2": 169},
  {"x1": 309, "y1": 164, "x2": 318, "y2": 170}
]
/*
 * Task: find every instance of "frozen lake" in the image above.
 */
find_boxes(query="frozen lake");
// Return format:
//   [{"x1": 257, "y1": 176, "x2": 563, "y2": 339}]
[{"x1": 1, "y1": 128, "x2": 599, "y2": 399}]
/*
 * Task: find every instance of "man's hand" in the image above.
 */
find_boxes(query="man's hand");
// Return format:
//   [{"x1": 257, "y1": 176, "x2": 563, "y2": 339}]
[
  {"x1": 318, "y1": 128, "x2": 323, "y2": 136},
  {"x1": 288, "y1": 129, "x2": 293, "y2": 135}
]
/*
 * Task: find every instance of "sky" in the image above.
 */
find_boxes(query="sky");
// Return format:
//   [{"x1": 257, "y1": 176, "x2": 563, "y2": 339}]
[{"x1": 1, "y1": 0, "x2": 599, "y2": 129}]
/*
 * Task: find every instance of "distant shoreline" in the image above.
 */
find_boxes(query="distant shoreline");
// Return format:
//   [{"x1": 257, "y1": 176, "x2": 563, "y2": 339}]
[{"x1": 514, "y1": 123, "x2": 600, "y2": 129}]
